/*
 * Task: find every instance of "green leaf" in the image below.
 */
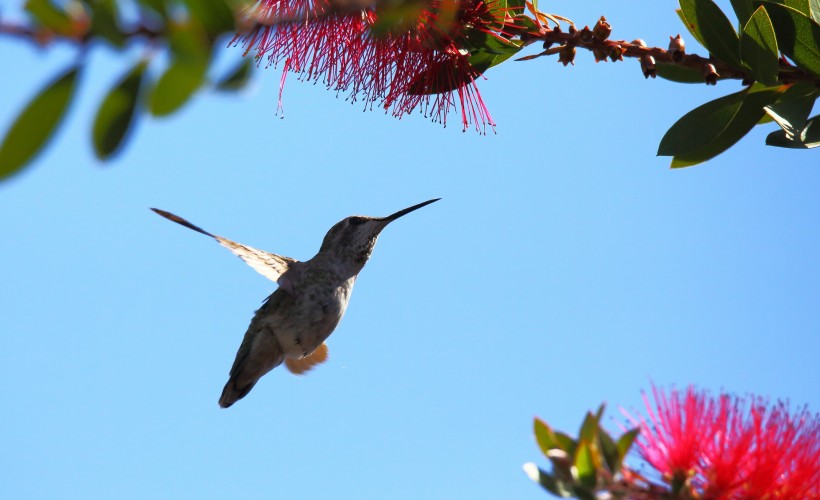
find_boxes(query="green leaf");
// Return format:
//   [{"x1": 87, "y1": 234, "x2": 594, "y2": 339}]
[
  {"x1": 679, "y1": 0, "x2": 743, "y2": 67},
  {"x1": 137, "y1": 0, "x2": 168, "y2": 18},
  {"x1": 522, "y1": 463, "x2": 574, "y2": 497},
  {"x1": 660, "y1": 83, "x2": 784, "y2": 166},
  {"x1": 572, "y1": 441, "x2": 597, "y2": 488},
  {"x1": 767, "y1": 113, "x2": 820, "y2": 146},
  {"x1": 764, "y1": 81, "x2": 818, "y2": 133},
  {"x1": 183, "y1": 0, "x2": 236, "y2": 38},
  {"x1": 25, "y1": 0, "x2": 73, "y2": 33},
  {"x1": 761, "y1": 2, "x2": 820, "y2": 75},
  {"x1": 597, "y1": 429, "x2": 620, "y2": 474},
  {"x1": 741, "y1": 6, "x2": 780, "y2": 84},
  {"x1": 656, "y1": 62, "x2": 706, "y2": 82},
  {"x1": 554, "y1": 431, "x2": 578, "y2": 456},
  {"x1": 149, "y1": 60, "x2": 207, "y2": 116},
  {"x1": 534, "y1": 418, "x2": 558, "y2": 456},
  {"x1": 89, "y1": 0, "x2": 127, "y2": 47},
  {"x1": 731, "y1": 0, "x2": 757, "y2": 26},
  {"x1": 92, "y1": 60, "x2": 147, "y2": 160},
  {"x1": 0, "y1": 66, "x2": 79, "y2": 180},
  {"x1": 578, "y1": 412, "x2": 598, "y2": 443},
  {"x1": 615, "y1": 428, "x2": 640, "y2": 469},
  {"x1": 215, "y1": 58, "x2": 254, "y2": 91}
]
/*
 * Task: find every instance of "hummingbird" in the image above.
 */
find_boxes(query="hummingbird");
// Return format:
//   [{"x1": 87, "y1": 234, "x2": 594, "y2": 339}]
[{"x1": 151, "y1": 199, "x2": 439, "y2": 408}]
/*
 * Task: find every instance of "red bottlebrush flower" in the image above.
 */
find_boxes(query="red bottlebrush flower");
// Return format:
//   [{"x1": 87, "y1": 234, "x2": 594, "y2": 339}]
[
  {"x1": 232, "y1": 0, "x2": 513, "y2": 132},
  {"x1": 624, "y1": 384, "x2": 820, "y2": 499},
  {"x1": 626, "y1": 385, "x2": 712, "y2": 488}
]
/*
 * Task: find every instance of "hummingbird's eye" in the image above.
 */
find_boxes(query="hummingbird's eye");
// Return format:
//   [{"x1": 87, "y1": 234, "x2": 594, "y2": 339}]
[{"x1": 349, "y1": 217, "x2": 365, "y2": 226}]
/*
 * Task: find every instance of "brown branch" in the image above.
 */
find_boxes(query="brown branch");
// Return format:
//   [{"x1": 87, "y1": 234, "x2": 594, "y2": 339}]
[{"x1": 517, "y1": 18, "x2": 820, "y2": 86}]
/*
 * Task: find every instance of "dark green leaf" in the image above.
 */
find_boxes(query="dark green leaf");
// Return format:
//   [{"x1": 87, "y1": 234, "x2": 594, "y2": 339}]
[
  {"x1": 766, "y1": 113, "x2": 820, "y2": 146},
  {"x1": 92, "y1": 60, "x2": 147, "y2": 159},
  {"x1": 137, "y1": 0, "x2": 168, "y2": 18},
  {"x1": 507, "y1": 0, "x2": 525, "y2": 13},
  {"x1": 25, "y1": 0, "x2": 73, "y2": 33},
  {"x1": 679, "y1": 0, "x2": 743, "y2": 67},
  {"x1": 732, "y1": 0, "x2": 757, "y2": 26},
  {"x1": 523, "y1": 464, "x2": 574, "y2": 497},
  {"x1": 660, "y1": 83, "x2": 784, "y2": 166},
  {"x1": 215, "y1": 58, "x2": 254, "y2": 91},
  {"x1": 783, "y1": 0, "x2": 812, "y2": 16},
  {"x1": 183, "y1": 0, "x2": 235, "y2": 38},
  {"x1": 764, "y1": 81, "x2": 818, "y2": 132},
  {"x1": 597, "y1": 429, "x2": 620, "y2": 474},
  {"x1": 554, "y1": 431, "x2": 578, "y2": 455},
  {"x1": 761, "y1": 2, "x2": 820, "y2": 75},
  {"x1": 89, "y1": 0, "x2": 127, "y2": 47},
  {"x1": 741, "y1": 6, "x2": 780, "y2": 84},
  {"x1": 656, "y1": 62, "x2": 706, "y2": 82},
  {"x1": 534, "y1": 418, "x2": 558, "y2": 456},
  {"x1": 0, "y1": 66, "x2": 79, "y2": 180},
  {"x1": 572, "y1": 441, "x2": 597, "y2": 489},
  {"x1": 149, "y1": 60, "x2": 208, "y2": 116},
  {"x1": 801, "y1": 114, "x2": 820, "y2": 145}
]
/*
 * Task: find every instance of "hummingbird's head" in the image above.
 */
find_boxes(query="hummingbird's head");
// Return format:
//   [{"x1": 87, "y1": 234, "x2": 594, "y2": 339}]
[{"x1": 318, "y1": 198, "x2": 440, "y2": 276}]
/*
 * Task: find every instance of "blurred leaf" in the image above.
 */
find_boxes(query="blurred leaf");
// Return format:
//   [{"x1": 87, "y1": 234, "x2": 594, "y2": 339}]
[
  {"x1": 89, "y1": 0, "x2": 127, "y2": 47},
  {"x1": 215, "y1": 58, "x2": 254, "y2": 91},
  {"x1": 597, "y1": 429, "x2": 620, "y2": 474},
  {"x1": 656, "y1": 62, "x2": 706, "y2": 82},
  {"x1": 679, "y1": 0, "x2": 743, "y2": 68},
  {"x1": 149, "y1": 60, "x2": 208, "y2": 116},
  {"x1": 523, "y1": 463, "x2": 574, "y2": 497},
  {"x1": 578, "y1": 412, "x2": 598, "y2": 443},
  {"x1": 168, "y1": 20, "x2": 212, "y2": 62},
  {"x1": 572, "y1": 440, "x2": 597, "y2": 489},
  {"x1": 812, "y1": 0, "x2": 820, "y2": 22},
  {"x1": 25, "y1": 0, "x2": 74, "y2": 33},
  {"x1": 0, "y1": 65, "x2": 79, "y2": 181},
  {"x1": 534, "y1": 418, "x2": 559, "y2": 456},
  {"x1": 660, "y1": 83, "x2": 783, "y2": 167},
  {"x1": 761, "y1": 2, "x2": 820, "y2": 75},
  {"x1": 183, "y1": 0, "x2": 235, "y2": 38},
  {"x1": 741, "y1": 6, "x2": 779, "y2": 84},
  {"x1": 554, "y1": 431, "x2": 578, "y2": 456},
  {"x1": 92, "y1": 60, "x2": 147, "y2": 159},
  {"x1": 616, "y1": 428, "x2": 640, "y2": 468},
  {"x1": 137, "y1": 0, "x2": 168, "y2": 17},
  {"x1": 731, "y1": 0, "x2": 757, "y2": 26}
]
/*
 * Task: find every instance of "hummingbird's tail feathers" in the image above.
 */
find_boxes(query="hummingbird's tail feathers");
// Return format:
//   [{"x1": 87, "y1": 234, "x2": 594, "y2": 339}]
[
  {"x1": 284, "y1": 343, "x2": 329, "y2": 375},
  {"x1": 219, "y1": 377, "x2": 256, "y2": 408},
  {"x1": 150, "y1": 208, "x2": 216, "y2": 238}
]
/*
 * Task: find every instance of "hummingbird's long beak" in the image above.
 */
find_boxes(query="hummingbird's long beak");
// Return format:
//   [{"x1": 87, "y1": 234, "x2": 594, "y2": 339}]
[{"x1": 382, "y1": 198, "x2": 441, "y2": 223}]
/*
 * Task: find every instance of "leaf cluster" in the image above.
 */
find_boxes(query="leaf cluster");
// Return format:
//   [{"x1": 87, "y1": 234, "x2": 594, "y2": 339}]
[
  {"x1": 0, "y1": 0, "x2": 253, "y2": 181},
  {"x1": 659, "y1": 0, "x2": 820, "y2": 166},
  {"x1": 524, "y1": 405, "x2": 640, "y2": 499}
]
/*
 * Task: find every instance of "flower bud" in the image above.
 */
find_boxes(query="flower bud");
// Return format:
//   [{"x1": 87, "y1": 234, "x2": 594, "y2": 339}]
[
  {"x1": 702, "y1": 63, "x2": 719, "y2": 85},
  {"x1": 668, "y1": 34, "x2": 685, "y2": 62},
  {"x1": 593, "y1": 16, "x2": 612, "y2": 41},
  {"x1": 558, "y1": 44, "x2": 576, "y2": 66},
  {"x1": 641, "y1": 55, "x2": 656, "y2": 78}
]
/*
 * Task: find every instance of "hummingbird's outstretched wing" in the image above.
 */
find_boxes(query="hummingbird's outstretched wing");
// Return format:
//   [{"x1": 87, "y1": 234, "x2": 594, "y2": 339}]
[{"x1": 151, "y1": 208, "x2": 297, "y2": 283}]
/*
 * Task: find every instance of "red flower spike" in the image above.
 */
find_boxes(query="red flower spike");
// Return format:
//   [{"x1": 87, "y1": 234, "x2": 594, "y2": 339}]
[
  {"x1": 624, "y1": 385, "x2": 820, "y2": 499},
  {"x1": 233, "y1": 0, "x2": 509, "y2": 132}
]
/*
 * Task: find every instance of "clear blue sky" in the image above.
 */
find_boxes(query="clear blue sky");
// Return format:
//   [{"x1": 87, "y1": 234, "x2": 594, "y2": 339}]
[{"x1": 1, "y1": 1, "x2": 818, "y2": 498}]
